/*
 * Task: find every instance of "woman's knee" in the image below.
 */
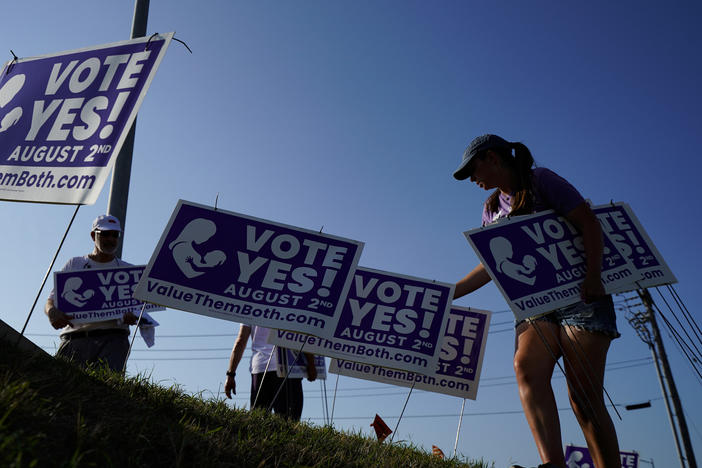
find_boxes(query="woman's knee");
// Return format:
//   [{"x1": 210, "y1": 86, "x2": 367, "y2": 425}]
[{"x1": 513, "y1": 353, "x2": 552, "y2": 389}]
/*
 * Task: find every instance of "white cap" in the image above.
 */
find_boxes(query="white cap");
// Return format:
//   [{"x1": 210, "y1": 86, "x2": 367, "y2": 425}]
[{"x1": 92, "y1": 214, "x2": 122, "y2": 232}]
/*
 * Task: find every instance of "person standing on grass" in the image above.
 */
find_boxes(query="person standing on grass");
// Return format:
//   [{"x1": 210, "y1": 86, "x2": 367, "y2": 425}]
[
  {"x1": 44, "y1": 215, "x2": 137, "y2": 372},
  {"x1": 224, "y1": 324, "x2": 317, "y2": 421},
  {"x1": 452, "y1": 134, "x2": 621, "y2": 468}
]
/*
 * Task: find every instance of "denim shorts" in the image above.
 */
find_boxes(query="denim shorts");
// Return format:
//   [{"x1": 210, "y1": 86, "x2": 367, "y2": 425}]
[{"x1": 515, "y1": 295, "x2": 621, "y2": 338}]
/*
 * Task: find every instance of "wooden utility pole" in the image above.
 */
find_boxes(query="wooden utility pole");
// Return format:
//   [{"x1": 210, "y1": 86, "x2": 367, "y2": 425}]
[{"x1": 637, "y1": 289, "x2": 697, "y2": 468}]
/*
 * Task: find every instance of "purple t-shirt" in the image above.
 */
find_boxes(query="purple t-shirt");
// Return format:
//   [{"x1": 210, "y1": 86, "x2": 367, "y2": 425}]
[{"x1": 481, "y1": 167, "x2": 584, "y2": 226}]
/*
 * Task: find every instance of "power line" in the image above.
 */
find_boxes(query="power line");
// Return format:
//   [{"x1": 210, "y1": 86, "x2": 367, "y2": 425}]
[
  {"x1": 26, "y1": 332, "x2": 239, "y2": 338},
  {"x1": 664, "y1": 324, "x2": 702, "y2": 389},
  {"x1": 26, "y1": 310, "x2": 518, "y2": 340},
  {"x1": 37, "y1": 338, "x2": 654, "y2": 371},
  {"x1": 635, "y1": 288, "x2": 699, "y2": 468},
  {"x1": 297, "y1": 398, "x2": 666, "y2": 421},
  {"x1": 667, "y1": 285, "x2": 702, "y2": 348},
  {"x1": 39, "y1": 339, "x2": 654, "y2": 371},
  {"x1": 654, "y1": 305, "x2": 702, "y2": 382},
  {"x1": 132, "y1": 347, "x2": 234, "y2": 352},
  {"x1": 488, "y1": 309, "x2": 513, "y2": 315},
  {"x1": 29, "y1": 326, "x2": 518, "y2": 340},
  {"x1": 488, "y1": 327, "x2": 514, "y2": 335},
  {"x1": 129, "y1": 357, "x2": 229, "y2": 361},
  {"x1": 487, "y1": 320, "x2": 515, "y2": 327},
  {"x1": 655, "y1": 288, "x2": 702, "y2": 363},
  {"x1": 625, "y1": 289, "x2": 702, "y2": 387},
  {"x1": 226, "y1": 358, "x2": 653, "y2": 398}
]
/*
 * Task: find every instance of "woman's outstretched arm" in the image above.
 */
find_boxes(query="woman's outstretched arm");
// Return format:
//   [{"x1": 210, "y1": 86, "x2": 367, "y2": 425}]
[
  {"x1": 565, "y1": 201, "x2": 605, "y2": 303},
  {"x1": 454, "y1": 263, "x2": 492, "y2": 299}
]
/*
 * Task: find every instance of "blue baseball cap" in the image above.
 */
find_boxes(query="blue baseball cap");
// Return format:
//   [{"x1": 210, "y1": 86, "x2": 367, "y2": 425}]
[{"x1": 453, "y1": 134, "x2": 511, "y2": 180}]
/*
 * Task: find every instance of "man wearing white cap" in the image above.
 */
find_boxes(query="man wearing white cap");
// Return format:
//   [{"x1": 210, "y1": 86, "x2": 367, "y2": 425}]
[{"x1": 44, "y1": 214, "x2": 137, "y2": 371}]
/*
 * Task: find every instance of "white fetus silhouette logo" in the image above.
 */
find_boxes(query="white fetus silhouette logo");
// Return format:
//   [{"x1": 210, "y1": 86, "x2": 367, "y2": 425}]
[
  {"x1": 566, "y1": 449, "x2": 590, "y2": 468},
  {"x1": 61, "y1": 277, "x2": 95, "y2": 307},
  {"x1": 169, "y1": 218, "x2": 227, "y2": 278},
  {"x1": 0, "y1": 74, "x2": 25, "y2": 133},
  {"x1": 489, "y1": 236, "x2": 537, "y2": 285}
]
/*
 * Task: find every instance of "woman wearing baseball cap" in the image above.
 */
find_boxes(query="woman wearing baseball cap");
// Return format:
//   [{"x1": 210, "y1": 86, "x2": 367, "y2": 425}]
[{"x1": 453, "y1": 135, "x2": 621, "y2": 468}]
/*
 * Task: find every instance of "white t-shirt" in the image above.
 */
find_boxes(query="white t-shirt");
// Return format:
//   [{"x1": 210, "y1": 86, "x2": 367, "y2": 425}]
[
  {"x1": 49, "y1": 255, "x2": 131, "y2": 335},
  {"x1": 250, "y1": 326, "x2": 278, "y2": 374}
]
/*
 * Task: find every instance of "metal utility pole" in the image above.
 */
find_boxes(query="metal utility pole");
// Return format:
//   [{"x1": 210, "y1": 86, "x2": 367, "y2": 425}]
[
  {"x1": 106, "y1": 0, "x2": 150, "y2": 258},
  {"x1": 637, "y1": 289, "x2": 698, "y2": 468}
]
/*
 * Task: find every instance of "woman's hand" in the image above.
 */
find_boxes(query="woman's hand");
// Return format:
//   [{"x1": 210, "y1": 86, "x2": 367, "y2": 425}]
[
  {"x1": 305, "y1": 353, "x2": 318, "y2": 382},
  {"x1": 224, "y1": 374, "x2": 236, "y2": 398},
  {"x1": 123, "y1": 311, "x2": 138, "y2": 325},
  {"x1": 47, "y1": 306, "x2": 72, "y2": 329}
]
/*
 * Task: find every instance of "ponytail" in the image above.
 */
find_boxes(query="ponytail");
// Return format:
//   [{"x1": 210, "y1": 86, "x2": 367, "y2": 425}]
[{"x1": 509, "y1": 142, "x2": 535, "y2": 216}]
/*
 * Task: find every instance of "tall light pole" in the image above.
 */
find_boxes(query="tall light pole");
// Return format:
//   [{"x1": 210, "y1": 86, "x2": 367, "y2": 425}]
[{"x1": 106, "y1": 0, "x2": 150, "y2": 258}]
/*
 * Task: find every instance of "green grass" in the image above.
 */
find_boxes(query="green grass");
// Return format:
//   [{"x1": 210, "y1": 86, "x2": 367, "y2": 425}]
[{"x1": 0, "y1": 338, "x2": 493, "y2": 468}]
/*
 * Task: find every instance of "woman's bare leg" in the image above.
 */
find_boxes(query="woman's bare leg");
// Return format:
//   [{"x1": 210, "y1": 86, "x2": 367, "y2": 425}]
[
  {"x1": 514, "y1": 320, "x2": 566, "y2": 467},
  {"x1": 561, "y1": 326, "x2": 620, "y2": 468}
]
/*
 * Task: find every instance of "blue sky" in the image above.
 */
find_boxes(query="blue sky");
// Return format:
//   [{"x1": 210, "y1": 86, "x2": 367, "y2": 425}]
[{"x1": 2, "y1": 2, "x2": 701, "y2": 466}]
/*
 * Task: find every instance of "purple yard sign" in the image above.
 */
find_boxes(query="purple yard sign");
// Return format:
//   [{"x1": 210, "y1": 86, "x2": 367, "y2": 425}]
[
  {"x1": 54, "y1": 265, "x2": 165, "y2": 324},
  {"x1": 329, "y1": 306, "x2": 491, "y2": 400},
  {"x1": 275, "y1": 347, "x2": 327, "y2": 380},
  {"x1": 0, "y1": 34, "x2": 172, "y2": 204},
  {"x1": 593, "y1": 203, "x2": 676, "y2": 290},
  {"x1": 564, "y1": 445, "x2": 639, "y2": 468},
  {"x1": 464, "y1": 207, "x2": 637, "y2": 321},
  {"x1": 133, "y1": 200, "x2": 364, "y2": 337},
  {"x1": 269, "y1": 267, "x2": 454, "y2": 375}
]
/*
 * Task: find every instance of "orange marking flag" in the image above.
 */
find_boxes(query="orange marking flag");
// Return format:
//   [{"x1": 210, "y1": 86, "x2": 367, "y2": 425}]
[{"x1": 370, "y1": 414, "x2": 392, "y2": 443}]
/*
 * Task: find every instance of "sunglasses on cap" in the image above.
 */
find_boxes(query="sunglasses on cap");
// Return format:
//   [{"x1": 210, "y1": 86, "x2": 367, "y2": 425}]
[{"x1": 95, "y1": 230, "x2": 121, "y2": 238}]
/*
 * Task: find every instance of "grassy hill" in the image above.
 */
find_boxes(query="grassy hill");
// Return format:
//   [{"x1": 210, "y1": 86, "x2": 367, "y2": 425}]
[{"x1": 0, "y1": 335, "x2": 492, "y2": 468}]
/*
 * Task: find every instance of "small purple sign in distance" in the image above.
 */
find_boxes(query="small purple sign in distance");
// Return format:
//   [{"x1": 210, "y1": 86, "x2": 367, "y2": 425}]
[
  {"x1": 133, "y1": 200, "x2": 364, "y2": 337},
  {"x1": 329, "y1": 306, "x2": 491, "y2": 400},
  {"x1": 565, "y1": 444, "x2": 638, "y2": 468},
  {"x1": 0, "y1": 34, "x2": 172, "y2": 204},
  {"x1": 54, "y1": 265, "x2": 165, "y2": 324},
  {"x1": 269, "y1": 266, "x2": 454, "y2": 375}
]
